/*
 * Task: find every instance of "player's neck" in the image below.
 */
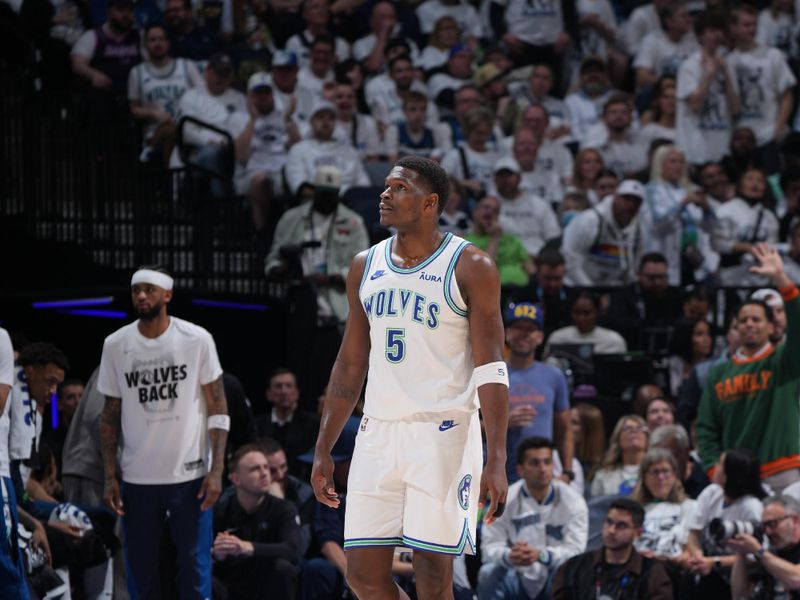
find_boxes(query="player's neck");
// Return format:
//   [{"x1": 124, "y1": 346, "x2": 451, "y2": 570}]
[
  {"x1": 507, "y1": 352, "x2": 534, "y2": 370},
  {"x1": 394, "y1": 229, "x2": 444, "y2": 265},
  {"x1": 138, "y1": 313, "x2": 170, "y2": 339}
]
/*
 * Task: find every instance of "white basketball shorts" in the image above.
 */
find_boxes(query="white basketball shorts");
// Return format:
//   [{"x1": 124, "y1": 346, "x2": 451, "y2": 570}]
[{"x1": 343, "y1": 411, "x2": 483, "y2": 555}]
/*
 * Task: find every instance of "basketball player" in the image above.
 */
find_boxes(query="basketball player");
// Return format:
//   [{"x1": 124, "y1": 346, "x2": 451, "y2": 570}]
[
  {"x1": 311, "y1": 156, "x2": 509, "y2": 599},
  {"x1": 98, "y1": 265, "x2": 228, "y2": 599}
]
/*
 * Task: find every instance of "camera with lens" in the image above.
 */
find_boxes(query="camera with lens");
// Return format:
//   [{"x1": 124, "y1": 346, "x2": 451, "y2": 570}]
[
  {"x1": 276, "y1": 240, "x2": 322, "y2": 281},
  {"x1": 708, "y1": 518, "x2": 763, "y2": 542}
]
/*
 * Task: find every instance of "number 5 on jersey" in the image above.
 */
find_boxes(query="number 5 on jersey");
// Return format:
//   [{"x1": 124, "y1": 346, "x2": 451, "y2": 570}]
[{"x1": 385, "y1": 328, "x2": 405, "y2": 363}]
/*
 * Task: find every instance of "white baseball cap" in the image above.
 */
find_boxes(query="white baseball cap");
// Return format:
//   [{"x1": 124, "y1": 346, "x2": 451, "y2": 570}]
[
  {"x1": 247, "y1": 72, "x2": 272, "y2": 92},
  {"x1": 312, "y1": 165, "x2": 343, "y2": 193},
  {"x1": 751, "y1": 288, "x2": 784, "y2": 308},
  {"x1": 493, "y1": 156, "x2": 521, "y2": 175},
  {"x1": 616, "y1": 179, "x2": 646, "y2": 200}
]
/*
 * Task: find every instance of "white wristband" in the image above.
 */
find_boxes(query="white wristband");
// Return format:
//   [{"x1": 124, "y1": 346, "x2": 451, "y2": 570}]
[
  {"x1": 208, "y1": 415, "x2": 230, "y2": 431},
  {"x1": 473, "y1": 361, "x2": 509, "y2": 389}
]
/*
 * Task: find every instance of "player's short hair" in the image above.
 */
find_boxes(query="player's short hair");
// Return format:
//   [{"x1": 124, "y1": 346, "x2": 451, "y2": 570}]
[
  {"x1": 403, "y1": 90, "x2": 428, "y2": 109},
  {"x1": 135, "y1": 264, "x2": 174, "y2": 279},
  {"x1": 737, "y1": 298, "x2": 775, "y2": 323},
  {"x1": 603, "y1": 92, "x2": 632, "y2": 115},
  {"x1": 268, "y1": 367, "x2": 296, "y2": 386},
  {"x1": 516, "y1": 436, "x2": 554, "y2": 465},
  {"x1": 395, "y1": 156, "x2": 449, "y2": 215},
  {"x1": 608, "y1": 498, "x2": 645, "y2": 528},
  {"x1": 260, "y1": 437, "x2": 285, "y2": 455},
  {"x1": 17, "y1": 342, "x2": 70, "y2": 371},
  {"x1": 229, "y1": 443, "x2": 268, "y2": 473},
  {"x1": 535, "y1": 248, "x2": 565, "y2": 269}
]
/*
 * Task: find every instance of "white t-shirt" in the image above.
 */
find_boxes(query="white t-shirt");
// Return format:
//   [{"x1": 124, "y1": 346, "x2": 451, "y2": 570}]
[
  {"x1": 0, "y1": 328, "x2": 12, "y2": 388},
  {"x1": 623, "y1": 4, "x2": 660, "y2": 56},
  {"x1": 365, "y1": 75, "x2": 439, "y2": 128},
  {"x1": 333, "y1": 113, "x2": 383, "y2": 159},
  {"x1": 575, "y1": 0, "x2": 617, "y2": 61},
  {"x1": 284, "y1": 31, "x2": 351, "y2": 69},
  {"x1": 757, "y1": 9, "x2": 793, "y2": 54},
  {"x1": 564, "y1": 89, "x2": 613, "y2": 147},
  {"x1": 634, "y1": 30, "x2": 698, "y2": 80},
  {"x1": 244, "y1": 109, "x2": 291, "y2": 175},
  {"x1": 582, "y1": 123, "x2": 649, "y2": 177},
  {"x1": 498, "y1": 190, "x2": 561, "y2": 256},
  {"x1": 501, "y1": 0, "x2": 564, "y2": 46},
  {"x1": 727, "y1": 45, "x2": 796, "y2": 145},
  {"x1": 636, "y1": 500, "x2": 696, "y2": 558},
  {"x1": 441, "y1": 143, "x2": 500, "y2": 191},
  {"x1": 546, "y1": 325, "x2": 628, "y2": 356},
  {"x1": 284, "y1": 137, "x2": 370, "y2": 194},
  {"x1": 676, "y1": 50, "x2": 735, "y2": 164},
  {"x1": 687, "y1": 483, "x2": 763, "y2": 555},
  {"x1": 590, "y1": 463, "x2": 640, "y2": 496},
  {"x1": 416, "y1": 0, "x2": 484, "y2": 37},
  {"x1": 96, "y1": 317, "x2": 223, "y2": 484}
]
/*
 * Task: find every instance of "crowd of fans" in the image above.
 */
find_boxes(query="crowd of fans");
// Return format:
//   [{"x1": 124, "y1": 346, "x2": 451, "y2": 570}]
[{"x1": 8, "y1": 0, "x2": 800, "y2": 597}]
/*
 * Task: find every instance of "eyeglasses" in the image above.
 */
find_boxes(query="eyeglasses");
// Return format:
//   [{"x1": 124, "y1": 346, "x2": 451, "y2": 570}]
[
  {"x1": 604, "y1": 518, "x2": 632, "y2": 531},
  {"x1": 646, "y1": 468, "x2": 674, "y2": 478},
  {"x1": 763, "y1": 515, "x2": 792, "y2": 529}
]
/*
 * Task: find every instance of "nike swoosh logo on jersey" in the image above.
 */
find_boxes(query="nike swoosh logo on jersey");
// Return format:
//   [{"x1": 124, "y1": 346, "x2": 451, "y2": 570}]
[
  {"x1": 370, "y1": 270, "x2": 387, "y2": 280},
  {"x1": 439, "y1": 420, "x2": 458, "y2": 432}
]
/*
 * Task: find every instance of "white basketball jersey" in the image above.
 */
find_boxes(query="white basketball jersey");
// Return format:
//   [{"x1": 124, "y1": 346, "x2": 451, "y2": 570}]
[
  {"x1": 359, "y1": 232, "x2": 478, "y2": 420},
  {"x1": 136, "y1": 59, "x2": 194, "y2": 118}
]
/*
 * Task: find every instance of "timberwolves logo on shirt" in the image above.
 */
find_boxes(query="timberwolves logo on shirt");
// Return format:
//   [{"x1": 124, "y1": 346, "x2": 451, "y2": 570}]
[
  {"x1": 124, "y1": 353, "x2": 188, "y2": 413},
  {"x1": 457, "y1": 474, "x2": 472, "y2": 510}
]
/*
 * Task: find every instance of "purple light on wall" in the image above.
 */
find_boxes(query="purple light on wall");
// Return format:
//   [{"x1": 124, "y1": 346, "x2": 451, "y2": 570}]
[
  {"x1": 56, "y1": 309, "x2": 128, "y2": 319},
  {"x1": 33, "y1": 297, "x2": 114, "y2": 309},
  {"x1": 51, "y1": 393, "x2": 58, "y2": 430}
]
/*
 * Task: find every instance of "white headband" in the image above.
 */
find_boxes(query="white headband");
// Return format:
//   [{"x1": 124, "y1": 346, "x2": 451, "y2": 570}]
[{"x1": 131, "y1": 269, "x2": 174, "y2": 290}]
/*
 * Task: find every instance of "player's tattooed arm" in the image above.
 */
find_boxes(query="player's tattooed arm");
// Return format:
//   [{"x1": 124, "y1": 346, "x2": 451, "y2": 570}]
[
  {"x1": 326, "y1": 377, "x2": 361, "y2": 403},
  {"x1": 100, "y1": 396, "x2": 122, "y2": 481},
  {"x1": 101, "y1": 396, "x2": 125, "y2": 515},
  {"x1": 203, "y1": 376, "x2": 228, "y2": 476}
]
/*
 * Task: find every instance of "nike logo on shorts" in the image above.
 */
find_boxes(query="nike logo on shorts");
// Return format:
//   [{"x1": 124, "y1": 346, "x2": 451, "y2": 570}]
[{"x1": 439, "y1": 420, "x2": 458, "y2": 432}]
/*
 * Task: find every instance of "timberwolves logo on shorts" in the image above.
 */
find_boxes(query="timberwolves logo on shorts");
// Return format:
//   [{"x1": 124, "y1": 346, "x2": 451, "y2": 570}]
[{"x1": 457, "y1": 474, "x2": 472, "y2": 511}]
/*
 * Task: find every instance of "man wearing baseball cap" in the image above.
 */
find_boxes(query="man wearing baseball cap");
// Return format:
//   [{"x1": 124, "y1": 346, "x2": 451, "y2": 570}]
[
  {"x1": 97, "y1": 265, "x2": 228, "y2": 598},
  {"x1": 504, "y1": 302, "x2": 575, "y2": 489},
  {"x1": 751, "y1": 288, "x2": 787, "y2": 344},
  {"x1": 562, "y1": 179, "x2": 644, "y2": 286}
]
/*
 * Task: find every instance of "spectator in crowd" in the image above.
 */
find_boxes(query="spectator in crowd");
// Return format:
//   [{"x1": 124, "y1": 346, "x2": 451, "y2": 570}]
[
  {"x1": 582, "y1": 93, "x2": 649, "y2": 177},
  {"x1": 419, "y1": 16, "x2": 462, "y2": 73},
  {"x1": 572, "y1": 403, "x2": 606, "y2": 481},
  {"x1": 552, "y1": 498, "x2": 673, "y2": 599},
  {"x1": 234, "y1": 72, "x2": 300, "y2": 241},
  {"x1": 624, "y1": 0, "x2": 671, "y2": 57},
  {"x1": 697, "y1": 244, "x2": 800, "y2": 494},
  {"x1": 212, "y1": 444, "x2": 302, "y2": 600},
  {"x1": 70, "y1": 0, "x2": 141, "y2": 115},
  {"x1": 473, "y1": 62, "x2": 510, "y2": 120},
  {"x1": 438, "y1": 177, "x2": 471, "y2": 235},
  {"x1": 784, "y1": 221, "x2": 800, "y2": 283},
  {"x1": 442, "y1": 107, "x2": 500, "y2": 200},
  {"x1": 415, "y1": 0, "x2": 483, "y2": 46},
  {"x1": 681, "y1": 286, "x2": 711, "y2": 320},
  {"x1": 757, "y1": 0, "x2": 794, "y2": 53},
  {"x1": 520, "y1": 249, "x2": 571, "y2": 337},
  {"x1": 683, "y1": 448, "x2": 765, "y2": 594},
  {"x1": 778, "y1": 166, "x2": 800, "y2": 240},
  {"x1": 603, "y1": 253, "x2": 683, "y2": 350},
  {"x1": 697, "y1": 161, "x2": 735, "y2": 204},
  {"x1": 727, "y1": 4, "x2": 795, "y2": 174},
  {"x1": 729, "y1": 494, "x2": 800, "y2": 600},
  {"x1": 296, "y1": 35, "x2": 337, "y2": 116},
  {"x1": 546, "y1": 292, "x2": 628, "y2": 356},
  {"x1": 721, "y1": 127, "x2": 763, "y2": 184},
  {"x1": 270, "y1": 50, "x2": 303, "y2": 120},
  {"x1": 650, "y1": 423, "x2": 709, "y2": 501},
  {"x1": 644, "y1": 396, "x2": 675, "y2": 432},
  {"x1": 503, "y1": 302, "x2": 573, "y2": 485},
  {"x1": 569, "y1": 148, "x2": 604, "y2": 204},
  {"x1": 632, "y1": 448, "x2": 695, "y2": 559},
  {"x1": 634, "y1": 2, "x2": 697, "y2": 97},
  {"x1": 127, "y1": 24, "x2": 203, "y2": 163},
  {"x1": 493, "y1": 155, "x2": 560, "y2": 258},
  {"x1": 353, "y1": 1, "x2": 418, "y2": 75},
  {"x1": 638, "y1": 77, "x2": 676, "y2": 145},
  {"x1": 633, "y1": 383, "x2": 667, "y2": 419},
  {"x1": 441, "y1": 83, "x2": 482, "y2": 144},
  {"x1": 254, "y1": 368, "x2": 320, "y2": 475},
  {"x1": 565, "y1": 57, "x2": 615, "y2": 147},
  {"x1": 508, "y1": 124, "x2": 562, "y2": 208},
  {"x1": 332, "y1": 81, "x2": 382, "y2": 162},
  {"x1": 591, "y1": 415, "x2": 649, "y2": 497},
  {"x1": 61, "y1": 368, "x2": 103, "y2": 507},
  {"x1": 712, "y1": 168, "x2": 779, "y2": 287},
  {"x1": 284, "y1": 101, "x2": 370, "y2": 196},
  {"x1": 284, "y1": 0, "x2": 350, "y2": 69},
  {"x1": 513, "y1": 105, "x2": 573, "y2": 201},
  {"x1": 428, "y1": 43, "x2": 475, "y2": 112},
  {"x1": 667, "y1": 318, "x2": 713, "y2": 398},
  {"x1": 676, "y1": 12, "x2": 740, "y2": 167},
  {"x1": 641, "y1": 145, "x2": 715, "y2": 286},
  {"x1": 479, "y1": 437, "x2": 588, "y2": 600},
  {"x1": 261, "y1": 437, "x2": 315, "y2": 554},
  {"x1": 368, "y1": 53, "x2": 439, "y2": 131},
  {"x1": 41, "y1": 377, "x2": 84, "y2": 478},
  {"x1": 592, "y1": 168, "x2": 620, "y2": 204},
  {"x1": 502, "y1": 64, "x2": 571, "y2": 139},
  {"x1": 465, "y1": 195, "x2": 534, "y2": 288},
  {"x1": 221, "y1": 372, "x2": 258, "y2": 465},
  {"x1": 163, "y1": 0, "x2": 219, "y2": 64},
  {"x1": 384, "y1": 90, "x2": 453, "y2": 161},
  {"x1": 572, "y1": 0, "x2": 622, "y2": 87},
  {"x1": 97, "y1": 265, "x2": 227, "y2": 599},
  {"x1": 562, "y1": 179, "x2": 645, "y2": 287},
  {"x1": 751, "y1": 287, "x2": 787, "y2": 345}
]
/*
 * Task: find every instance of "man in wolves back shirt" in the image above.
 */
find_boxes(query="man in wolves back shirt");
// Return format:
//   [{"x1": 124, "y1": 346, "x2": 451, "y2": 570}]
[{"x1": 697, "y1": 243, "x2": 800, "y2": 494}]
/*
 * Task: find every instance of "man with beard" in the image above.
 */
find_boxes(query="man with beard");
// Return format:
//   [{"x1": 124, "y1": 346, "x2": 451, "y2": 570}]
[
  {"x1": 503, "y1": 303, "x2": 574, "y2": 487},
  {"x1": 70, "y1": 0, "x2": 141, "y2": 114},
  {"x1": 98, "y1": 265, "x2": 228, "y2": 599}
]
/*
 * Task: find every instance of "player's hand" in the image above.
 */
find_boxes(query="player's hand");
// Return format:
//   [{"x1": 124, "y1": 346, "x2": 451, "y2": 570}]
[
  {"x1": 479, "y1": 460, "x2": 508, "y2": 525},
  {"x1": 750, "y1": 242, "x2": 791, "y2": 288},
  {"x1": 311, "y1": 451, "x2": 340, "y2": 508},
  {"x1": 32, "y1": 521, "x2": 52, "y2": 566},
  {"x1": 198, "y1": 471, "x2": 223, "y2": 511},
  {"x1": 103, "y1": 477, "x2": 124, "y2": 516}
]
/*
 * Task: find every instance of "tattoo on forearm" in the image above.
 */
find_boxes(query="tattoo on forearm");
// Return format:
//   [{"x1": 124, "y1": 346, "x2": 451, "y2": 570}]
[
  {"x1": 206, "y1": 377, "x2": 228, "y2": 473},
  {"x1": 100, "y1": 396, "x2": 121, "y2": 480}
]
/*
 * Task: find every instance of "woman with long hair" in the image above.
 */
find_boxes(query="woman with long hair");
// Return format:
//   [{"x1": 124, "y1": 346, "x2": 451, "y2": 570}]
[
  {"x1": 632, "y1": 448, "x2": 695, "y2": 558},
  {"x1": 591, "y1": 414, "x2": 649, "y2": 497},
  {"x1": 667, "y1": 318, "x2": 713, "y2": 398},
  {"x1": 640, "y1": 77, "x2": 677, "y2": 145},
  {"x1": 569, "y1": 148, "x2": 604, "y2": 203},
  {"x1": 641, "y1": 144, "x2": 716, "y2": 285},
  {"x1": 572, "y1": 403, "x2": 606, "y2": 479}
]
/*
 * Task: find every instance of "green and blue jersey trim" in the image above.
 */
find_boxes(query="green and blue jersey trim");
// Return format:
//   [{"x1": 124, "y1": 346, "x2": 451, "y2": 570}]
[
  {"x1": 443, "y1": 240, "x2": 470, "y2": 317},
  {"x1": 401, "y1": 519, "x2": 475, "y2": 555},
  {"x1": 384, "y1": 232, "x2": 453, "y2": 274},
  {"x1": 343, "y1": 537, "x2": 404, "y2": 549},
  {"x1": 359, "y1": 246, "x2": 377, "y2": 295}
]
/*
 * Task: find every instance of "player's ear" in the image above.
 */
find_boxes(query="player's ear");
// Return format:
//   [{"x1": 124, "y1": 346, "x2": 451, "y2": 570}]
[
  {"x1": 164, "y1": 289, "x2": 173, "y2": 304},
  {"x1": 425, "y1": 193, "x2": 439, "y2": 213}
]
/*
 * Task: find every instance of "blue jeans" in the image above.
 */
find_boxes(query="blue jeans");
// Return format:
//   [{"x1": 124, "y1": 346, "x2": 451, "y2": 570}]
[{"x1": 477, "y1": 562, "x2": 551, "y2": 600}]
